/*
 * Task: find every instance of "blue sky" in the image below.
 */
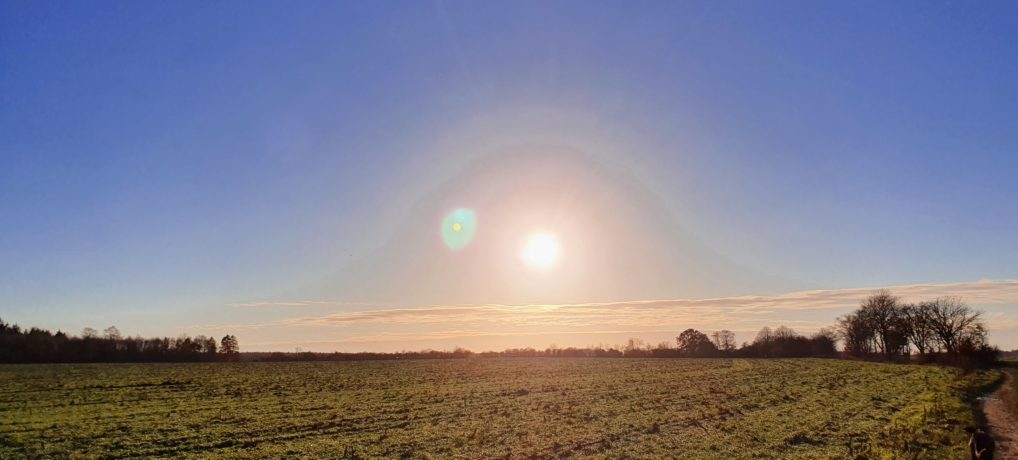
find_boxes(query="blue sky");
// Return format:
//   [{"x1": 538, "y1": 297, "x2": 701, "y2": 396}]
[{"x1": 2, "y1": 1, "x2": 1017, "y2": 350}]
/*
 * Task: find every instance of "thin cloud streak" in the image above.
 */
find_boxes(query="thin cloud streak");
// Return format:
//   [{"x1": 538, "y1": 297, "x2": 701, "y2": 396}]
[
  {"x1": 191, "y1": 280, "x2": 1018, "y2": 348},
  {"x1": 229, "y1": 302, "x2": 320, "y2": 308},
  {"x1": 247, "y1": 329, "x2": 685, "y2": 347},
  {"x1": 287, "y1": 279, "x2": 1018, "y2": 328},
  {"x1": 228, "y1": 300, "x2": 373, "y2": 308}
]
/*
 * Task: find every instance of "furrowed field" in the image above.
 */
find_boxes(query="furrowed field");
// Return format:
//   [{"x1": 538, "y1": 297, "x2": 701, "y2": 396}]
[{"x1": 0, "y1": 359, "x2": 994, "y2": 459}]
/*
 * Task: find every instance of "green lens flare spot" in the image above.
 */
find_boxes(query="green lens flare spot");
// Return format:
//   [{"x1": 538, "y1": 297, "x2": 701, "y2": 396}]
[{"x1": 442, "y1": 208, "x2": 476, "y2": 251}]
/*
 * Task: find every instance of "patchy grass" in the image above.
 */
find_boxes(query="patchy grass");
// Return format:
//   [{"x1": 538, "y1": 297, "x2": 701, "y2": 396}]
[
  {"x1": 0, "y1": 359, "x2": 991, "y2": 458},
  {"x1": 998, "y1": 366, "x2": 1018, "y2": 418}
]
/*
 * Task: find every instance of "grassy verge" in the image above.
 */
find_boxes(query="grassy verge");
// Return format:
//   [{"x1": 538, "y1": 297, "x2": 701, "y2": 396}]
[{"x1": 863, "y1": 369, "x2": 1001, "y2": 459}]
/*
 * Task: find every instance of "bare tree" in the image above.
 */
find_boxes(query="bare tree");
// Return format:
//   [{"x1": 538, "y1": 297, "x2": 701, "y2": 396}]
[
  {"x1": 927, "y1": 296, "x2": 983, "y2": 353},
  {"x1": 624, "y1": 338, "x2": 645, "y2": 352},
  {"x1": 773, "y1": 326, "x2": 797, "y2": 339},
  {"x1": 837, "y1": 313, "x2": 873, "y2": 356},
  {"x1": 710, "y1": 330, "x2": 737, "y2": 352},
  {"x1": 103, "y1": 326, "x2": 122, "y2": 341},
  {"x1": 858, "y1": 290, "x2": 907, "y2": 358},
  {"x1": 220, "y1": 335, "x2": 240, "y2": 360},
  {"x1": 900, "y1": 302, "x2": 936, "y2": 355},
  {"x1": 624, "y1": 338, "x2": 649, "y2": 357}
]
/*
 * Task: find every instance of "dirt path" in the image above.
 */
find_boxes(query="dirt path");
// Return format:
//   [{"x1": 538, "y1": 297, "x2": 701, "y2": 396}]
[{"x1": 982, "y1": 372, "x2": 1018, "y2": 459}]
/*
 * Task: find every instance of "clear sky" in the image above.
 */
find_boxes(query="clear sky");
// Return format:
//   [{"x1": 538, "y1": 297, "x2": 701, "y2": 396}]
[{"x1": 3, "y1": 1, "x2": 1018, "y2": 351}]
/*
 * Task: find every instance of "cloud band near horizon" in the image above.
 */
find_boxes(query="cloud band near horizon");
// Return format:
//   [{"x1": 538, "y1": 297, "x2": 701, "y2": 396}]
[{"x1": 185, "y1": 279, "x2": 1018, "y2": 351}]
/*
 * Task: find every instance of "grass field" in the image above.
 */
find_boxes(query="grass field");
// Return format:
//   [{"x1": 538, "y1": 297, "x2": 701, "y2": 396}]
[{"x1": 0, "y1": 358, "x2": 995, "y2": 459}]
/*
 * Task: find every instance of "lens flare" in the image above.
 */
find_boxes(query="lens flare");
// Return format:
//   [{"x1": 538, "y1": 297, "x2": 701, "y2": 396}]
[{"x1": 441, "y1": 208, "x2": 476, "y2": 250}]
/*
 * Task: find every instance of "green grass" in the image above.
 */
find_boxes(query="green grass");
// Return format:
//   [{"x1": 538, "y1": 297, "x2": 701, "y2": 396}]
[{"x1": 0, "y1": 359, "x2": 994, "y2": 459}]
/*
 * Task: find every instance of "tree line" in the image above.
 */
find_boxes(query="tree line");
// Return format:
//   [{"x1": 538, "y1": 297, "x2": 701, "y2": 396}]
[
  {"x1": 0, "y1": 319, "x2": 239, "y2": 363},
  {"x1": 836, "y1": 290, "x2": 996, "y2": 367},
  {"x1": 251, "y1": 348, "x2": 475, "y2": 362},
  {"x1": 253, "y1": 291, "x2": 997, "y2": 367},
  {"x1": 661, "y1": 291, "x2": 997, "y2": 367},
  {"x1": 0, "y1": 291, "x2": 1000, "y2": 367},
  {"x1": 250, "y1": 327, "x2": 839, "y2": 361}
]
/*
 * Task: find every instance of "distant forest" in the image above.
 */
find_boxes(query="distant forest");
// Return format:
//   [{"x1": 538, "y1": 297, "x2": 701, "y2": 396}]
[
  {"x1": 0, "y1": 290, "x2": 1001, "y2": 367},
  {"x1": 0, "y1": 320, "x2": 238, "y2": 363}
]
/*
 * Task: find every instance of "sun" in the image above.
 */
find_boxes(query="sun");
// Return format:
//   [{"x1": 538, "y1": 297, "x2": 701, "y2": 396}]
[{"x1": 521, "y1": 233, "x2": 561, "y2": 269}]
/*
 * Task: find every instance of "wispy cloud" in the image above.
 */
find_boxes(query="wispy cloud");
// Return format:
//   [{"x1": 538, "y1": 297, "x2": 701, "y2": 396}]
[
  {"x1": 285, "y1": 279, "x2": 1018, "y2": 328},
  {"x1": 245, "y1": 329, "x2": 685, "y2": 347},
  {"x1": 177, "y1": 322, "x2": 273, "y2": 332},
  {"x1": 229, "y1": 302, "x2": 319, "y2": 308},
  {"x1": 228, "y1": 300, "x2": 371, "y2": 308},
  {"x1": 192, "y1": 279, "x2": 1018, "y2": 347}
]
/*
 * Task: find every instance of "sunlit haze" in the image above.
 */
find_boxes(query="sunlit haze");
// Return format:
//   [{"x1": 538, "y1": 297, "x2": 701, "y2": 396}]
[{"x1": 521, "y1": 233, "x2": 561, "y2": 270}]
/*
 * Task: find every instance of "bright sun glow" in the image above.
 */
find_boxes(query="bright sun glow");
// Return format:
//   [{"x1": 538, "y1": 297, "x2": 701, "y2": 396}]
[{"x1": 521, "y1": 233, "x2": 561, "y2": 269}]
